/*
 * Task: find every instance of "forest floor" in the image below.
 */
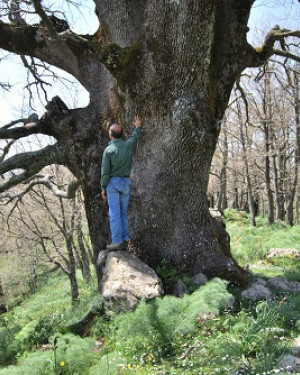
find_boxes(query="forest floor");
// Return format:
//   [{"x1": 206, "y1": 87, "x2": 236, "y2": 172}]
[{"x1": 1, "y1": 210, "x2": 300, "y2": 375}]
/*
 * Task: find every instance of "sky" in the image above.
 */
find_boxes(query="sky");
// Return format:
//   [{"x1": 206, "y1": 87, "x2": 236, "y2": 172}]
[{"x1": 0, "y1": 0, "x2": 299, "y2": 126}]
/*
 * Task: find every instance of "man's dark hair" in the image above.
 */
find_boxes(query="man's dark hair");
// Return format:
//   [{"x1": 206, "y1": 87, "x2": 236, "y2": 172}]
[{"x1": 110, "y1": 125, "x2": 123, "y2": 138}]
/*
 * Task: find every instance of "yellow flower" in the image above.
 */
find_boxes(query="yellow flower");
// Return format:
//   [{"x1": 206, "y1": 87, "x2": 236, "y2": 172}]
[{"x1": 60, "y1": 361, "x2": 65, "y2": 367}]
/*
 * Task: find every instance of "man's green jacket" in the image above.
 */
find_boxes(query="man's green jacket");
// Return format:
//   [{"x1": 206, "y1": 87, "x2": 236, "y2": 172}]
[{"x1": 100, "y1": 127, "x2": 141, "y2": 191}]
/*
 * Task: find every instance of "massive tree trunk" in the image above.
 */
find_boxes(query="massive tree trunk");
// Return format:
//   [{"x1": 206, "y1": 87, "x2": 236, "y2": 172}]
[
  {"x1": 1, "y1": 1, "x2": 297, "y2": 284},
  {"x1": 95, "y1": 1, "x2": 252, "y2": 280}
]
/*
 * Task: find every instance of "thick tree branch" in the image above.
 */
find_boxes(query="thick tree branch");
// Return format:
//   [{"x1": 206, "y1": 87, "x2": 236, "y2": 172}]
[
  {"x1": 0, "y1": 114, "x2": 39, "y2": 140},
  {"x1": 247, "y1": 26, "x2": 300, "y2": 67},
  {"x1": 0, "y1": 122, "x2": 41, "y2": 139},
  {"x1": 0, "y1": 20, "x2": 39, "y2": 56},
  {"x1": 0, "y1": 17, "x2": 142, "y2": 91},
  {"x1": 0, "y1": 143, "x2": 65, "y2": 193},
  {"x1": 0, "y1": 96, "x2": 72, "y2": 141},
  {"x1": 0, "y1": 20, "x2": 84, "y2": 83}
]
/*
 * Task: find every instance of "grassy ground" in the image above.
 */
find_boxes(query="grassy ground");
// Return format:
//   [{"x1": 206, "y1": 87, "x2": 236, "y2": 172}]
[{"x1": 1, "y1": 210, "x2": 300, "y2": 375}]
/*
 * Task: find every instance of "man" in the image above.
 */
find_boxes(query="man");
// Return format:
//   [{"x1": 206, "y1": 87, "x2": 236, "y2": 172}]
[{"x1": 101, "y1": 115, "x2": 142, "y2": 250}]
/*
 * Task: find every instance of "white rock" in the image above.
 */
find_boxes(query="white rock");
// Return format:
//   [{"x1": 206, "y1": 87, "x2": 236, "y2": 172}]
[
  {"x1": 99, "y1": 250, "x2": 164, "y2": 311},
  {"x1": 266, "y1": 248, "x2": 300, "y2": 259}
]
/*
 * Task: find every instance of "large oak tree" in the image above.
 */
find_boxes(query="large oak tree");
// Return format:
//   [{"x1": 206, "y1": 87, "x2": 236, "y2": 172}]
[{"x1": 0, "y1": 0, "x2": 299, "y2": 284}]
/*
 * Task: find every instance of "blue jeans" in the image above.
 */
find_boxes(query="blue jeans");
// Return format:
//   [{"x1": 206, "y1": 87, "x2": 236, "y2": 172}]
[{"x1": 107, "y1": 177, "x2": 131, "y2": 244}]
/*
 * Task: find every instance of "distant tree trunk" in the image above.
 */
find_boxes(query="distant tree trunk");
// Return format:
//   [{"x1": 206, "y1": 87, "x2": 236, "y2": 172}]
[
  {"x1": 296, "y1": 194, "x2": 300, "y2": 224},
  {"x1": 68, "y1": 270, "x2": 79, "y2": 303},
  {"x1": 264, "y1": 124, "x2": 275, "y2": 224},
  {"x1": 75, "y1": 227, "x2": 91, "y2": 283},
  {"x1": 237, "y1": 100, "x2": 256, "y2": 226},
  {"x1": 285, "y1": 70, "x2": 299, "y2": 226},
  {"x1": 273, "y1": 148, "x2": 285, "y2": 221},
  {"x1": 0, "y1": 276, "x2": 7, "y2": 314},
  {"x1": 73, "y1": 195, "x2": 91, "y2": 283},
  {"x1": 65, "y1": 237, "x2": 79, "y2": 302},
  {"x1": 233, "y1": 184, "x2": 239, "y2": 210},
  {"x1": 262, "y1": 69, "x2": 275, "y2": 224},
  {"x1": 217, "y1": 120, "x2": 228, "y2": 212}
]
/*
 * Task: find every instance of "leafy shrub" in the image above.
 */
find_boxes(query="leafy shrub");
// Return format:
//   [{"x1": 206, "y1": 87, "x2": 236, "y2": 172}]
[
  {"x1": 111, "y1": 278, "x2": 233, "y2": 364},
  {"x1": 50, "y1": 333, "x2": 97, "y2": 374},
  {"x1": 15, "y1": 315, "x2": 63, "y2": 352},
  {"x1": 272, "y1": 294, "x2": 300, "y2": 330},
  {"x1": 0, "y1": 350, "x2": 54, "y2": 375},
  {"x1": 156, "y1": 259, "x2": 178, "y2": 284},
  {"x1": 0, "y1": 333, "x2": 97, "y2": 375},
  {"x1": 0, "y1": 326, "x2": 18, "y2": 365}
]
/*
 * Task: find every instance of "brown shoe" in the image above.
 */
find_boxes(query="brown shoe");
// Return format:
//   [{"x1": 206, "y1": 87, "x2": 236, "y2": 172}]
[
  {"x1": 106, "y1": 243, "x2": 123, "y2": 251},
  {"x1": 121, "y1": 240, "x2": 129, "y2": 250}
]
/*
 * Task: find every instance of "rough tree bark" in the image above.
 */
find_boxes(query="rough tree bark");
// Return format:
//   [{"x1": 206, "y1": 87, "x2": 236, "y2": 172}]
[{"x1": 0, "y1": 1, "x2": 299, "y2": 284}]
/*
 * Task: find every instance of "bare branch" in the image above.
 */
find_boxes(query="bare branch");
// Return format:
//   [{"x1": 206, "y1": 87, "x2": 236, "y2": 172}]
[
  {"x1": 236, "y1": 79, "x2": 250, "y2": 124},
  {"x1": 39, "y1": 237, "x2": 71, "y2": 274},
  {"x1": 248, "y1": 26, "x2": 300, "y2": 67},
  {"x1": 20, "y1": 55, "x2": 51, "y2": 103},
  {"x1": 31, "y1": 0, "x2": 58, "y2": 40},
  {"x1": 0, "y1": 81, "x2": 11, "y2": 91},
  {"x1": 0, "y1": 140, "x2": 16, "y2": 162},
  {"x1": 2, "y1": 174, "x2": 80, "y2": 204},
  {"x1": 8, "y1": 0, "x2": 27, "y2": 26},
  {"x1": 0, "y1": 143, "x2": 65, "y2": 192},
  {"x1": 273, "y1": 49, "x2": 300, "y2": 64},
  {"x1": 1, "y1": 118, "x2": 26, "y2": 130}
]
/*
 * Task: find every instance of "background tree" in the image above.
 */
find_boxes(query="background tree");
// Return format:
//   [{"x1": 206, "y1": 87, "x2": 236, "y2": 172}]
[
  {"x1": 0, "y1": 164, "x2": 91, "y2": 303},
  {"x1": 0, "y1": 0, "x2": 299, "y2": 283},
  {"x1": 209, "y1": 53, "x2": 300, "y2": 226}
]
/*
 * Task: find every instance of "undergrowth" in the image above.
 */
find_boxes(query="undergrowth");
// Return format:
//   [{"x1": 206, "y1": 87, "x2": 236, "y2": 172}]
[
  {"x1": 1, "y1": 210, "x2": 300, "y2": 374},
  {"x1": 226, "y1": 209, "x2": 300, "y2": 266}
]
